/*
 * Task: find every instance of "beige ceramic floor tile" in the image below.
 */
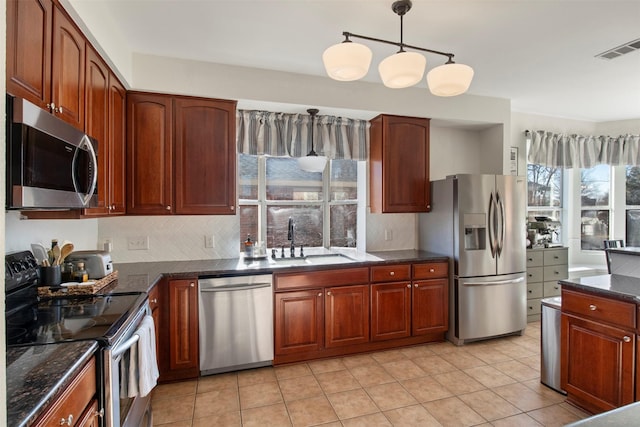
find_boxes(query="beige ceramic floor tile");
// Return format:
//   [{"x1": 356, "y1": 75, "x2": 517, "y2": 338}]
[
  {"x1": 342, "y1": 353, "x2": 378, "y2": 369},
  {"x1": 465, "y1": 346, "x2": 513, "y2": 364},
  {"x1": 464, "y1": 365, "x2": 517, "y2": 388},
  {"x1": 400, "y1": 376, "x2": 453, "y2": 403},
  {"x1": 239, "y1": 381, "x2": 283, "y2": 409},
  {"x1": 433, "y1": 370, "x2": 486, "y2": 395},
  {"x1": 520, "y1": 379, "x2": 568, "y2": 404},
  {"x1": 412, "y1": 355, "x2": 458, "y2": 375},
  {"x1": 274, "y1": 363, "x2": 312, "y2": 380},
  {"x1": 197, "y1": 372, "x2": 238, "y2": 393},
  {"x1": 527, "y1": 403, "x2": 584, "y2": 427},
  {"x1": 491, "y1": 413, "x2": 543, "y2": 426},
  {"x1": 349, "y1": 364, "x2": 395, "y2": 387},
  {"x1": 493, "y1": 382, "x2": 560, "y2": 412},
  {"x1": 424, "y1": 341, "x2": 458, "y2": 355},
  {"x1": 308, "y1": 357, "x2": 347, "y2": 374},
  {"x1": 399, "y1": 344, "x2": 435, "y2": 359},
  {"x1": 493, "y1": 341, "x2": 537, "y2": 359},
  {"x1": 326, "y1": 388, "x2": 380, "y2": 420},
  {"x1": 494, "y1": 359, "x2": 540, "y2": 382},
  {"x1": 370, "y1": 348, "x2": 407, "y2": 364},
  {"x1": 457, "y1": 389, "x2": 522, "y2": 421},
  {"x1": 381, "y1": 359, "x2": 427, "y2": 381},
  {"x1": 192, "y1": 411, "x2": 242, "y2": 427},
  {"x1": 558, "y1": 402, "x2": 592, "y2": 419},
  {"x1": 445, "y1": 350, "x2": 487, "y2": 370},
  {"x1": 237, "y1": 367, "x2": 277, "y2": 387},
  {"x1": 315, "y1": 369, "x2": 362, "y2": 394},
  {"x1": 152, "y1": 393, "x2": 196, "y2": 425},
  {"x1": 241, "y1": 403, "x2": 292, "y2": 427},
  {"x1": 286, "y1": 395, "x2": 339, "y2": 426},
  {"x1": 153, "y1": 421, "x2": 191, "y2": 427},
  {"x1": 340, "y1": 412, "x2": 391, "y2": 426},
  {"x1": 383, "y1": 404, "x2": 442, "y2": 426},
  {"x1": 152, "y1": 380, "x2": 197, "y2": 401},
  {"x1": 193, "y1": 388, "x2": 240, "y2": 419},
  {"x1": 278, "y1": 374, "x2": 324, "y2": 402},
  {"x1": 520, "y1": 354, "x2": 542, "y2": 371},
  {"x1": 516, "y1": 336, "x2": 543, "y2": 354},
  {"x1": 424, "y1": 396, "x2": 486, "y2": 427},
  {"x1": 364, "y1": 382, "x2": 418, "y2": 411}
]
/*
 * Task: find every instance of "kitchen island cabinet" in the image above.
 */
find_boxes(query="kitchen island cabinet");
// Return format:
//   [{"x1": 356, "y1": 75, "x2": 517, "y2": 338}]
[{"x1": 369, "y1": 114, "x2": 430, "y2": 213}]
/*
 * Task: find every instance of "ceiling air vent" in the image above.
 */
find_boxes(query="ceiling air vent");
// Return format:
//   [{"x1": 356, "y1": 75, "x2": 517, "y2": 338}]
[{"x1": 596, "y1": 38, "x2": 640, "y2": 60}]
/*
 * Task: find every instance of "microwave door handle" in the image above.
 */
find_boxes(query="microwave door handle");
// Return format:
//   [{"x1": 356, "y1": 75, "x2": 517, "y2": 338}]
[{"x1": 72, "y1": 136, "x2": 98, "y2": 207}]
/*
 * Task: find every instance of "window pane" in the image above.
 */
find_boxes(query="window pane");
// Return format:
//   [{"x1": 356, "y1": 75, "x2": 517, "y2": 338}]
[
  {"x1": 330, "y1": 160, "x2": 358, "y2": 201},
  {"x1": 581, "y1": 209, "x2": 609, "y2": 250},
  {"x1": 239, "y1": 205, "x2": 259, "y2": 252},
  {"x1": 526, "y1": 210, "x2": 561, "y2": 223},
  {"x1": 626, "y1": 166, "x2": 640, "y2": 205},
  {"x1": 238, "y1": 154, "x2": 258, "y2": 200},
  {"x1": 330, "y1": 205, "x2": 357, "y2": 247},
  {"x1": 626, "y1": 210, "x2": 640, "y2": 247},
  {"x1": 266, "y1": 157, "x2": 323, "y2": 201},
  {"x1": 266, "y1": 205, "x2": 323, "y2": 248},
  {"x1": 581, "y1": 165, "x2": 610, "y2": 207},
  {"x1": 527, "y1": 164, "x2": 562, "y2": 207}
]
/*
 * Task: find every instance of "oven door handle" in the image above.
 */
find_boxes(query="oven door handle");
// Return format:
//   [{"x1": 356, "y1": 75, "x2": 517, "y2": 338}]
[{"x1": 112, "y1": 333, "x2": 140, "y2": 359}]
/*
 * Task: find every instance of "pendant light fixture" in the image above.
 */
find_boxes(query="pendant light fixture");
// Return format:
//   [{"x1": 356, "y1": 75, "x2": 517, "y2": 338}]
[
  {"x1": 297, "y1": 108, "x2": 327, "y2": 173},
  {"x1": 322, "y1": 0, "x2": 474, "y2": 96}
]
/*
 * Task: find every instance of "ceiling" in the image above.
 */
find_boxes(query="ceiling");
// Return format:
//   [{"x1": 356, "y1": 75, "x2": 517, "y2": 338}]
[{"x1": 83, "y1": 0, "x2": 640, "y2": 122}]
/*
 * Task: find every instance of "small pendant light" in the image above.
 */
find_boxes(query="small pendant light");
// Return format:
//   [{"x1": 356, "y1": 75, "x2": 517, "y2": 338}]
[{"x1": 297, "y1": 108, "x2": 327, "y2": 172}]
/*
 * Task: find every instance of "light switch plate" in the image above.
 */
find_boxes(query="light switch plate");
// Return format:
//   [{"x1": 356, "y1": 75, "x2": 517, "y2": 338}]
[{"x1": 127, "y1": 236, "x2": 149, "y2": 250}]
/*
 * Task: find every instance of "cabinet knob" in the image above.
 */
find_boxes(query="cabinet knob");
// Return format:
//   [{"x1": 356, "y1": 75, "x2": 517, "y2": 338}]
[
  {"x1": 317, "y1": 292, "x2": 322, "y2": 297},
  {"x1": 150, "y1": 298, "x2": 158, "y2": 304},
  {"x1": 59, "y1": 414, "x2": 73, "y2": 426},
  {"x1": 407, "y1": 284, "x2": 411, "y2": 288},
  {"x1": 47, "y1": 102, "x2": 55, "y2": 112},
  {"x1": 528, "y1": 289, "x2": 532, "y2": 293},
  {"x1": 166, "y1": 205, "x2": 171, "y2": 211},
  {"x1": 95, "y1": 408, "x2": 104, "y2": 418},
  {"x1": 55, "y1": 106, "x2": 63, "y2": 114},
  {"x1": 230, "y1": 206, "x2": 235, "y2": 210},
  {"x1": 589, "y1": 304, "x2": 597, "y2": 311},
  {"x1": 190, "y1": 282, "x2": 195, "y2": 287},
  {"x1": 429, "y1": 268, "x2": 435, "y2": 273},
  {"x1": 112, "y1": 204, "x2": 116, "y2": 210},
  {"x1": 327, "y1": 291, "x2": 331, "y2": 296},
  {"x1": 390, "y1": 271, "x2": 395, "y2": 276},
  {"x1": 414, "y1": 284, "x2": 418, "y2": 288},
  {"x1": 554, "y1": 286, "x2": 559, "y2": 290},
  {"x1": 554, "y1": 256, "x2": 559, "y2": 259},
  {"x1": 527, "y1": 258, "x2": 533, "y2": 261},
  {"x1": 624, "y1": 336, "x2": 631, "y2": 343}
]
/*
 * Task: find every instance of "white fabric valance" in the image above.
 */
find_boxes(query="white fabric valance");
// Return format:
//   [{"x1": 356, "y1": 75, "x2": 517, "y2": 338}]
[
  {"x1": 528, "y1": 130, "x2": 640, "y2": 168},
  {"x1": 236, "y1": 110, "x2": 369, "y2": 160}
]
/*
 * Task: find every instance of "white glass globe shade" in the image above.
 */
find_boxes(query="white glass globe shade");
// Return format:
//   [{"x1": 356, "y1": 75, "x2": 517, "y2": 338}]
[
  {"x1": 322, "y1": 42, "x2": 372, "y2": 81},
  {"x1": 378, "y1": 51, "x2": 426, "y2": 88},
  {"x1": 298, "y1": 155, "x2": 327, "y2": 173},
  {"x1": 427, "y1": 63, "x2": 474, "y2": 96}
]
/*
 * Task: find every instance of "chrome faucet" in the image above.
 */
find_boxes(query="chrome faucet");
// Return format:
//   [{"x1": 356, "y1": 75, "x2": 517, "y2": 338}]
[{"x1": 287, "y1": 217, "x2": 295, "y2": 256}]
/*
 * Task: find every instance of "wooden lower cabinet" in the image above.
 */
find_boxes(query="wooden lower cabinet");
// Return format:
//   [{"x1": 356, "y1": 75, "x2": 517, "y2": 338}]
[
  {"x1": 76, "y1": 399, "x2": 100, "y2": 427},
  {"x1": 371, "y1": 282, "x2": 411, "y2": 341},
  {"x1": 325, "y1": 285, "x2": 370, "y2": 348},
  {"x1": 156, "y1": 278, "x2": 199, "y2": 382},
  {"x1": 274, "y1": 289, "x2": 324, "y2": 355},
  {"x1": 412, "y1": 278, "x2": 448, "y2": 335}
]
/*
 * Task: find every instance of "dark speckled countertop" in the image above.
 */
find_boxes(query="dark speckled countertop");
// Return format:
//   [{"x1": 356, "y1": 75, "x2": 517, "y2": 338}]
[
  {"x1": 559, "y1": 274, "x2": 640, "y2": 302},
  {"x1": 7, "y1": 341, "x2": 98, "y2": 427},
  {"x1": 110, "y1": 249, "x2": 449, "y2": 294}
]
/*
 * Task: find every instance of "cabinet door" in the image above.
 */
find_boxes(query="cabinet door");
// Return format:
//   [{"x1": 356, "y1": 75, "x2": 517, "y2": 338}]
[
  {"x1": 371, "y1": 282, "x2": 411, "y2": 341},
  {"x1": 107, "y1": 75, "x2": 127, "y2": 215},
  {"x1": 174, "y1": 98, "x2": 237, "y2": 214},
  {"x1": 168, "y1": 279, "x2": 198, "y2": 373},
  {"x1": 412, "y1": 278, "x2": 448, "y2": 335},
  {"x1": 148, "y1": 284, "x2": 162, "y2": 363},
  {"x1": 127, "y1": 93, "x2": 174, "y2": 214},
  {"x1": 561, "y1": 314, "x2": 634, "y2": 412},
  {"x1": 370, "y1": 115, "x2": 430, "y2": 213},
  {"x1": 325, "y1": 285, "x2": 370, "y2": 348},
  {"x1": 275, "y1": 290, "x2": 324, "y2": 355},
  {"x1": 76, "y1": 399, "x2": 100, "y2": 427},
  {"x1": 83, "y1": 47, "x2": 109, "y2": 216},
  {"x1": 6, "y1": 0, "x2": 52, "y2": 108},
  {"x1": 51, "y1": 6, "x2": 85, "y2": 128}
]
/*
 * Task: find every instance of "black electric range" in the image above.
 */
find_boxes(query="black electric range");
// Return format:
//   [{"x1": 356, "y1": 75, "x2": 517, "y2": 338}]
[{"x1": 5, "y1": 250, "x2": 147, "y2": 347}]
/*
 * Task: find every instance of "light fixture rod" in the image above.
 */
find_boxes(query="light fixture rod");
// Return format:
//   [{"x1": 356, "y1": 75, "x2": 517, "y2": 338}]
[{"x1": 342, "y1": 31, "x2": 454, "y2": 61}]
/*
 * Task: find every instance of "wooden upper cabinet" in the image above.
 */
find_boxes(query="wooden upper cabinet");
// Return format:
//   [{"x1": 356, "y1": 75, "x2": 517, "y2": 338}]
[
  {"x1": 51, "y1": 5, "x2": 85, "y2": 129},
  {"x1": 6, "y1": 0, "x2": 53, "y2": 108},
  {"x1": 174, "y1": 98, "x2": 237, "y2": 215},
  {"x1": 127, "y1": 92, "x2": 174, "y2": 214},
  {"x1": 107, "y1": 75, "x2": 127, "y2": 215},
  {"x1": 369, "y1": 114, "x2": 430, "y2": 213}
]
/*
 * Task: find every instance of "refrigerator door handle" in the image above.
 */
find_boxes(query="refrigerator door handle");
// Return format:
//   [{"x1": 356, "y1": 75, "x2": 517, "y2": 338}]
[
  {"x1": 488, "y1": 192, "x2": 496, "y2": 258},
  {"x1": 496, "y1": 191, "x2": 506, "y2": 257},
  {"x1": 463, "y1": 277, "x2": 525, "y2": 286}
]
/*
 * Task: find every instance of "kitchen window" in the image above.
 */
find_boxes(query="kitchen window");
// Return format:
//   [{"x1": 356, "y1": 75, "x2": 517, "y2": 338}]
[
  {"x1": 626, "y1": 166, "x2": 640, "y2": 246},
  {"x1": 527, "y1": 163, "x2": 563, "y2": 223},
  {"x1": 580, "y1": 165, "x2": 611, "y2": 250},
  {"x1": 238, "y1": 154, "x2": 363, "y2": 251}
]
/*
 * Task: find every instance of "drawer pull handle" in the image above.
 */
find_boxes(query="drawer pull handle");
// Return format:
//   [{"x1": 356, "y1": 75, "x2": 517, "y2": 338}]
[
  {"x1": 554, "y1": 286, "x2": 559, "y2": 290},
  {"x1": 429, "y1": 268, "x2": 435, "y2": 273},
  {"x1": 528, "y1": 258, "x2": 533, "y2": 261},
  {"x1": 528, "y1": 290, "x2": 532, "y2": 293},
  {"x1": 589, "y1": 304, "x2": 597, "y2": 311},
  {"x1": 317, "y1": 292, "x2": 322, "y2": 297},
  {"x1": 407, "y1": 284, "x2": 411, "y2": 288},
  {"x1": 60, "y1": 414, "x2": 73, "y2": 426},
  {"x1": 327, "y1": 291, "x2": 331, "y2": 296},
  {"x1": 190, "y1": 282, "x2": 195, "y2": 287},
  {"x1": 624, "y1": 336, "x2": 631, "y2": 343},
  {"x1": 554, "y1": 256, "x2": 559, "y2": 259},
  {"x1": 414, "y1": 284, "x2": 418, "y2": 288},
  {"x1": 150, "y1": 298, "x2": 158, "y2": 304},
  {"x1": 390, "y1": 271, "x2": 395, "y2": 276}
]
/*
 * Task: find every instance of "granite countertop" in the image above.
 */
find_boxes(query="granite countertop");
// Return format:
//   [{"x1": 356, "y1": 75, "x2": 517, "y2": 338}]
[
  {"x1": 110, "y1": 249, "x2": 449, "y2": 293},
  {"x1": 566, "y1": 401, "x2": 640, "y2": 426},
  {"x1": 7, "y1": 341, "x2": 98, "y2": 427},
  {"x1": 559, "y1": 274, "x2": 640, "y2": 303}
]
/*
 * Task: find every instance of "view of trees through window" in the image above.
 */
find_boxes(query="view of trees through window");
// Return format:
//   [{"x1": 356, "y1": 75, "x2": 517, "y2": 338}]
[
  {"x1": 626, "y1": 166, "x2": 640, "y2": 246},
  {"x1": 580, "y1": 165, "x2": 610, "y2": 250},
  {"x1": 238, "y1": 154, "x2": 359, "y2": 252}
]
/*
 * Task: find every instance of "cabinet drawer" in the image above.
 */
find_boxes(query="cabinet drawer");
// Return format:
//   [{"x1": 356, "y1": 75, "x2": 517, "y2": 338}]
[
  {"x1": 543, "y1": 248, "x2": 568, "y2": 266},
  {"x1": 35, "y1": 357, "x2": 96, "y2": 427},
  {"x1": 275, "y1": 267, "x2": 369, "y2": 291},
  {"x1": 526, "y1": 251, "x2": 543, "y2": 267},
  {"x1": 527, "y1": 281, "x2": 543, "y2": 299},
  {"x1": 543, "y1": 265, "x2": 568, "y2": 282},
  {"x1": 527, "y1": 298, "x2": 542, "y2": 315},
  {"x1": 562, "y1": 289, "x2": 636, "y2": 329},
  {"x1": 413, "y1": 262, "x2": 448, "y2": 279},
  {"x1": 543, "y1": 281, "x2": 561, "y2": 297},
  {"x1": 371, "y1": 264, "x2": 410, "y2": 282},
  {"x1": 526, "y1": 266, "x2": 543, "y2": 283}
]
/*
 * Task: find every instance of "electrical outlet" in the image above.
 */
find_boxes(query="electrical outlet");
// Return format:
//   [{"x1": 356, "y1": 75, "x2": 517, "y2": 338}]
[
  {"x1": 384, "y1": 229, "x2": 393, "y2": 241},
  {"x1": 127, "y1": 236, "x2": 149, "y2": 250},
  {"x1": 204, "y1": 235, "x2": 215, "y2": 248}
]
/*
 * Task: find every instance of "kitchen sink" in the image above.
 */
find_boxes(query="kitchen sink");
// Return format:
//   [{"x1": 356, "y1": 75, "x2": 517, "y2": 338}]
[{"x1": 269, "y1": 253, "x2": 356, "y2": 267}]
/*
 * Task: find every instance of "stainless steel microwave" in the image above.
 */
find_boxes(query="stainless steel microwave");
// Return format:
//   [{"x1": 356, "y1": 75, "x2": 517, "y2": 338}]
[{"x1": 6, "y1": 95, "x2": 98, "y2": 210}]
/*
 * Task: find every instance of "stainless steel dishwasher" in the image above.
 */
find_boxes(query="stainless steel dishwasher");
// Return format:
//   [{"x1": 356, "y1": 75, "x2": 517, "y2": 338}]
[{"x1": 198, "y1": 274, "x2": 273, "y2": 376}]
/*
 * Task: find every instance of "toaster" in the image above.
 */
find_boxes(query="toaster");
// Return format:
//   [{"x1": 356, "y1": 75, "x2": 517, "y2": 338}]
[{"x1": 67, "y1": 250, "x2": 113, "y2": 279}]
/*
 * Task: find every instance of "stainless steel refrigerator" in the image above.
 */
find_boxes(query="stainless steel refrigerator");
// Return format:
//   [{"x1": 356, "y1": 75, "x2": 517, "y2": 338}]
[{"x1": 419, "y1": 174, "x2": 527, "y2": 345}]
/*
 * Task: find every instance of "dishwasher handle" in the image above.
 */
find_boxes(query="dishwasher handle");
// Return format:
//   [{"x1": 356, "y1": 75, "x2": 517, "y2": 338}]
[{"x1": 199, "y1": 282, "x2": 272, "y2": 292}]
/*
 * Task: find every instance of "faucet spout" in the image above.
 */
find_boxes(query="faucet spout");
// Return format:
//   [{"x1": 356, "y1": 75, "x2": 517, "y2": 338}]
[{"x1": 287, "y1": 217, "x2": 295, "y2": 255}]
